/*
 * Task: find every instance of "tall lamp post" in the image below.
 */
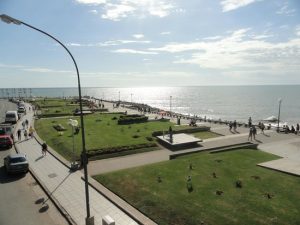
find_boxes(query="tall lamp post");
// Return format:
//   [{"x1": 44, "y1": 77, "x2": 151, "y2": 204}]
[
  {"x1": 277, "y1": 98, "x2": 282, "y2": 132},
  {"x1": 170, "y1": 95, "x2": 172, "y2": 118},
  {"x1": 0, "y1": 14, "x2": 93, "y2": 225}
]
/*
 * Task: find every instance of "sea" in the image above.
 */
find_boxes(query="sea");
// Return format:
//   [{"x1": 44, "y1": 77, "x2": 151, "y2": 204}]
[{"x1": 2, "y1": 85, "x2": 299, "y2": 125}]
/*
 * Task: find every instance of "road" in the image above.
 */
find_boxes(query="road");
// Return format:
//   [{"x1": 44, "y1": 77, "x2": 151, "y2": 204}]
[
  {"x1": 0, "y1": 99, "x2": 68, "y2": 225},
  {"x1": 0, "y1": 99, "x2": 17, "y2": 123}
]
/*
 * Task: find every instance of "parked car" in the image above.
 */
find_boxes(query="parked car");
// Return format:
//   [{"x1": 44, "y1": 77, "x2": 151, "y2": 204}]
[
  {"x1": 0, "y1": 134, "x2": 13, "y2": 149},
  {"x1": 17, "y1": 106, "x2": 26, "y2": 114},
  {"x1": 5, "y1": 111, "x2": 19, "y2": 124},
  {"x1": 4, "y1": 153, "x2": 29, "y2": 174},
  {"x1": 0, "y1": 124, "x2": 13, "y2": 136}
]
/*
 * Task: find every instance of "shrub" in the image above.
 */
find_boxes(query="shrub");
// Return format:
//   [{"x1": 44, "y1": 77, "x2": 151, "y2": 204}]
[
  {"x1": 132, "y1": 134, "x2": 140, "y2": 138},
  {"x1": 118, "y1": 115, "x2": 148, "y2": 125}
]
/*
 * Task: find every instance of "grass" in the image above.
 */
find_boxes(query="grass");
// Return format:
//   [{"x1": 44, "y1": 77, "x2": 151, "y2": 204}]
[
  {"x1": 33, "y1": 98, "x2": 80, "y2": 116},
  {"x1": 35, "y1": 113, "x2": 219, "y2": 161},
  {"x1": 94, "y1": 149, "x2": 300, "y2": 225}
]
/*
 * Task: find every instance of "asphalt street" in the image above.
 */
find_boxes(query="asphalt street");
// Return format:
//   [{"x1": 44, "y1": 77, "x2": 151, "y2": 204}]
[{"x1": 0, "y1": 99, "x2": 68, "y2": 225}]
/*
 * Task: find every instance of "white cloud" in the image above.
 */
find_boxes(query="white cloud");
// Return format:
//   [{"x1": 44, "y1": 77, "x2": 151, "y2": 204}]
[
  {"x1": 89, "y1": 9, "x2": 98, "y2": 14},
  {"x1": 76, "y1": 0, "x2": 175, "y2": 21},
  {"x1": 66, "y1": 39, "x2": 151, "y2": 47},
  {"x1": 132, "y1": 34, "x2": 144, "y2": 39},
  {"x1": 160, "y1": 31, "x2": 171, "y2": 35},
  {"x1": 75, "y1": 0, "x2": 106, "y2": 5},
  {"x1": 251, "y1": 34, "x2": 273, "y2": 40},
  {"x1": 102, "y1": 3, "x2": 136, "y2": 21},
  {"x1": 296, "y1": 26, "x2": 300, "y2": 36},
  {"x1": 203, "y1": 36, "x2": 222, "y2": 40},
  {"x1": 221, "y1": 0, "x2": 260, "y2": 12},
  {"x1": 276, "y1": 2, "x2": 296, "y2": 16},
  {"x1": 113, "y1": 48, "x2": 158, "y2": 55},
  {"x1": 148, "y1": 28, "x2": 300, "y2": 73},
  {"x1": 22, "y1": 68, "x2": 73, "y2": 73}
]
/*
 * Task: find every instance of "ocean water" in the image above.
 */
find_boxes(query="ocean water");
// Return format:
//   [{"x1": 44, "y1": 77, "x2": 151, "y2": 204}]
[{"x1": 2, "y1": 86, "x2": 299, "y2": 124}]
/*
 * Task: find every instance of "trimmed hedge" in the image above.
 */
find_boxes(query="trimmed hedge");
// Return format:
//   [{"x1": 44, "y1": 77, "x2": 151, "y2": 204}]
[
  {"x1": 152, "y1": 126, "x2": 210, "y2": 137},
  {"x1": 118, "y1": 115, "x2": 148, "y2": 124},
  {"x1": 38, "y1": 113, "x2": 72, "y2": 118},
  {"x1": 87, "y1": 143, "x2": 157, "y2": 157}
]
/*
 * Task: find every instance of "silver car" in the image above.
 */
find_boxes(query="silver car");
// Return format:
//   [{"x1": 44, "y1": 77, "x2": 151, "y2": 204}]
[{"x1": 4, "y1": 153, "x2": 29, "y2": 174}]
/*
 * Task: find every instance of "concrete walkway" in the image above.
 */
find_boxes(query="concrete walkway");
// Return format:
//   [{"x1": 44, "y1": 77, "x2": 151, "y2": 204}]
[
  {"x1": 258, "y1": 136, "x2": 300, "y2": 176},
  {"x1": 14, "y1": 105, "x2": 155, "y2": 225}
]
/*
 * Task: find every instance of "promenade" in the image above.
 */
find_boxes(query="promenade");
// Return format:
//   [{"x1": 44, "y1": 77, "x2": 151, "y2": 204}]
[{"x1": 12, "y1": 100, "x2": 300, "y2": 225}]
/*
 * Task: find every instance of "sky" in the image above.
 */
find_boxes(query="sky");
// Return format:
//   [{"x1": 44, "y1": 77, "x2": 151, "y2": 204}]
[{"x1": 0, "y1": 0, "x2": 300, "y2": 88}]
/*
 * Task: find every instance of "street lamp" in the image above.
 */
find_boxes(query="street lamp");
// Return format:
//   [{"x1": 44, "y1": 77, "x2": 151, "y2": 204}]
[
  {"x1": 170, "y1": 95, "x2": 172, "y2": 118},
  {"x1": 0, "y1": 14, "x2": 93, "y2": 225},
  {"x1": 277, "y1": 98, "x2": 282, "y2": 132}
]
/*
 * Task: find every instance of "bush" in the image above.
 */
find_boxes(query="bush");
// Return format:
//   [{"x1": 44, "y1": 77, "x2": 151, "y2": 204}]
[
  {"x1": 152, "y1": 126, "x2": 210, "y2": 137},
  {"x1": 87, "y1": 143, "x2": 157, "y2": 157},
  {"x1": 118, "y1": 115, "x2": 148, "y2": 125},
  {"x1": 132, "y1": 134, "x2": 140, "y2": 138},
  {"x1": 53, "y1": 124, "x2": 67, "y2": 131},
  {"x1": 146, "y1": 136, "x2": 153, "y2": 141}
]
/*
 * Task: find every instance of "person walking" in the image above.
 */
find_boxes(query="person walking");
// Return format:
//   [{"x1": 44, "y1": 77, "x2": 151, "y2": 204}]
[
  {"x1": 25, "y1": 119, "x2": 29, "y2": 128},
  {"x1": 233, "y1": 120, "x2": 237, "y2": 132},
  {"x1": 253, "y1": 126, "x2": 257, "y2": 140},
  {"x1": 229, "y1": 121, "x2": 232, "y2": 131},
  {"x1": 248, "y1": 117, "x2": 252, "y2": 127},
  {"x1": 24, "y1": 129, "x2": 28, "y2": 140},
  {"x1": 42, "y1": 143, "x2": 47, "y2": 156},
  {"x1": 260, "y1": 123, "x2": 265, "y2": 134},
  {"x1": 296, "y1": 123, "x2": 299, "y2": 135},
  {"x1": 22, "y1": 121, "x2": 26, "y2": 130},
  {"x1": 29, "y1": 126, "x2": 35, "y2": 138},
  {"x1": 17, "y1": 129, "x2": 22, "y2": 141},
  {"x1": 248, "y1": 126, "x2": 253, "y2": 141}
]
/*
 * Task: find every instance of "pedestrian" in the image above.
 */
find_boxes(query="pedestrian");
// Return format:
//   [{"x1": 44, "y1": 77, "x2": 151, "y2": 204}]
[
  {"x1": 42, "y1": 142, "x2": 47, "y2": 156},
  {"x1": 296, "y1": 123, "x2": 299, "y2": 135},
  {"x1": 22, "y1": 121, "x2": 26, "y2": 130},
  {"x1": 17, "y1": 129, "x2": 22, "y2": 141},
  {"x1": 233, "y1": 120, "x2": 237, "y2": 132},
  {"x1": 253, "y1": 126, "x2": 257, "y2": 140},
  {"x1": 248, "y1": 126, "x2": 253, "y2": 141},
  {"x1": 29, "y1": 126, "x2": 35, "y2": 138},
  {"x1": 248, "y1": 117, "x2": 252, "y2": 127},
  {"x1": 24, "y1": 129, "x2": 28, "y2": 140},
  {"x1": 25, "y1": 119, "x2": 29, "y2": 128},
  {"x1": 229, "y1": 121, "x2": 232, "y2": 131},
  {"x1": 260, "y1": 123, "x2": 265, "y2": 134}
]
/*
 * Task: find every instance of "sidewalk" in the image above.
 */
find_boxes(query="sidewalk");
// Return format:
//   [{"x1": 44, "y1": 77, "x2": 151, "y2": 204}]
[{"x1": 14, "y1": 105, "x2": 153, "y2": 225}]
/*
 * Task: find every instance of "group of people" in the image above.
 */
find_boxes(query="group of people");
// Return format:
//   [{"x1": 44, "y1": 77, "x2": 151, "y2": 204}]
[
  {"x1": 16, "y1": 119, "x2": 35, "y2": 141},
  {"x1": 229, "y1": 120, "x2": 238, "y2": 132},
  {"x1": 283, "y1": 123, "x2": 300, "y2": 134}
]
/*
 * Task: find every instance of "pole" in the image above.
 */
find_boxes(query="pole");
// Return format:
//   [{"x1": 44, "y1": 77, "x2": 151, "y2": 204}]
[
  {"x1": 277, "y1": 99, "x2": 282, "y2": 132},
  {"x1": 0, "y1": 14, "x2": 92, "y2": 224},
  {"x1": 131, "y1": 93, "x2": 133, "y2": 103},
  {"x1": 170, "y1": 96, "x2": 172, "y2": 118}
]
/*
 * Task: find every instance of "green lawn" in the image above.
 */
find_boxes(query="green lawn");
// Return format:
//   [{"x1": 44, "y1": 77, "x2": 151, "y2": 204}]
[
  {"x1": 35, "y1": 113, "x2": 219, "y2": 161},
  {"x1": 33, "y1": 98, "x2": 79, "y2": 116},
  {"x1": 94, "y1": 149, "x2": 300, "y2": 225}
]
